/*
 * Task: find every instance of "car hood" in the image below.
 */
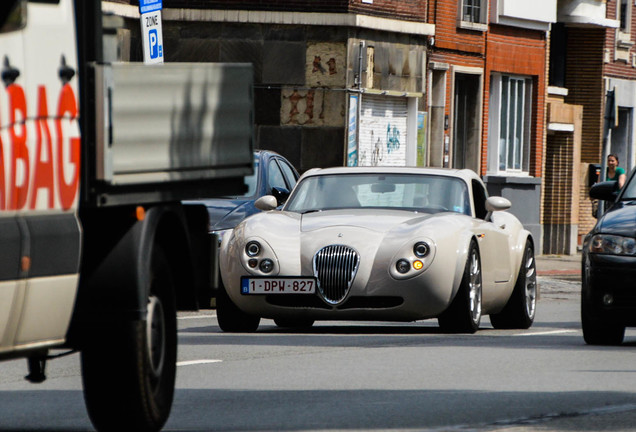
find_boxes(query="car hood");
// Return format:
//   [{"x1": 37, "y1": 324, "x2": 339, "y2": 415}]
[
  {"x1": 596, "y1": 201, "x2": 636, "y2": 237},
  {"x1": 236, "y1": 209, "x2": 467, "y2": 245},
  {"x1": 299, "y1": 209, "x2": 434, "y2": 233},
  {"x1": 202, "y1": 198, "x2": 258, "y2": 231}
]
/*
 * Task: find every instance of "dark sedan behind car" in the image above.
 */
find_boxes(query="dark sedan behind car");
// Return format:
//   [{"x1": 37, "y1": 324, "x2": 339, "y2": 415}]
[
  {"x1": 582, "y1": 169, "x2": 636, "y2": 345},
  {"x1": 195, "y1": 150, "x2": 299, "y2": 295}
]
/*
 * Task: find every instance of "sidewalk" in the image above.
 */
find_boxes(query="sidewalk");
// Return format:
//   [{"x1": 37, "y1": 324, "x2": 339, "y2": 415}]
[{"x1": 536, "y1": 252, "x2": 581, "y2": 279}]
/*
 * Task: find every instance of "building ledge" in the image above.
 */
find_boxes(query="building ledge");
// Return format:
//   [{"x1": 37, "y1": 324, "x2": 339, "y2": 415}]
[
  {"x1": 102, "y1": 2, "x2": 436, "y2": 36},
  {"x1": 548, "y1": 122, "x2": 575, "y2": 132}
]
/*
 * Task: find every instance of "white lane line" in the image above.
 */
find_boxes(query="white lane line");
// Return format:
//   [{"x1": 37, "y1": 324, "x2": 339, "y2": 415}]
[
  {"x1": 514, "y1": 329, "x2": 578, "y2": 336},
  {"x1": 177, "y1": 359, "x2": 222, "y2": 367},
  {"x1": 178, "y1": 314, "x2": 216, "y2": 320}
]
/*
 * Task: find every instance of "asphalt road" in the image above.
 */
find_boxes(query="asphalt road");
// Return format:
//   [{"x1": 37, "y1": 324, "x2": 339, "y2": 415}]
[{"x1": 0, "y1": 275, "x2": 635, "y2": 432}]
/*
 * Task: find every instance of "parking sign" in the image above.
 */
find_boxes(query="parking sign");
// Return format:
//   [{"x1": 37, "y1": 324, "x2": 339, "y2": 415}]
[{"x1": 140, "y1": 9, "x2": 164, "y2": 64}]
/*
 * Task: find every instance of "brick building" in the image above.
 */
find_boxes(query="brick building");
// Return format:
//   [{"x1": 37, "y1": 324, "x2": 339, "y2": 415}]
[
  {"x1": 104, "y1": 0, "x2": 635, "y2": 254},
  {"x1": 104, "y1": 0, "x2": 434, "y2": 173},
  {"x1": 426, "y1": 1, "x2": 554, "y2": 249},
  {"x1": 547, "y1": 0, "x2": 636, "y2": 252}
]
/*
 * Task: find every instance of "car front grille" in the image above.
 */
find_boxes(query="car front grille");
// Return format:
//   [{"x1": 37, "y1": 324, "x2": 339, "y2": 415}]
[{"x1": 313, "y1": 245, "x2": 360, "y2": 304}]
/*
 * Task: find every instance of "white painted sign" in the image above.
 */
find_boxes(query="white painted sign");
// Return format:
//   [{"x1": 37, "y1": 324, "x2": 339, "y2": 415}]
[{"x1": 141, "y1": 10, "x2": 164, "y2": 64}]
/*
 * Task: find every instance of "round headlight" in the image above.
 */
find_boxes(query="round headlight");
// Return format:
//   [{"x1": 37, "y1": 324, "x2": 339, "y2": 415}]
[
  {"x1": 396, "y1": 259, "x2": 410, "y2": 274},
  {"x1": 623, "y1": 238, "x2": 636, "y2": 255},
  {"x1": 259, "y1": 258, "x2": 274, "y2": 273},
  {"x1": 413, "y1": 242, "x2": 430, "y2": 258},
  {"x1": 246, "y1": 241, "x2": 261, "y2": 257}
]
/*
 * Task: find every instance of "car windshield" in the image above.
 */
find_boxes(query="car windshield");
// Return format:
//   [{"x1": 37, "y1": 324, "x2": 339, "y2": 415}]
[{"x1": 284, "y1": 173, "x2": 471, "y2": 215}]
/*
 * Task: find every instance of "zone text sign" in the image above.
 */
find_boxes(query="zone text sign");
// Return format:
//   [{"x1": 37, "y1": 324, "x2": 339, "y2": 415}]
[{"x1": 139, "y1": 0, "x2": 164, "y2": 65}]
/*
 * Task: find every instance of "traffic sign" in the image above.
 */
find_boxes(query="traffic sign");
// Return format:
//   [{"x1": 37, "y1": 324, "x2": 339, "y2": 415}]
[
  {"x1": 141, "y1": 10, "x2": 164, "y2": 64},
  {"x1": 139, "y1": 0, "x2": 162, "y2": 14}
]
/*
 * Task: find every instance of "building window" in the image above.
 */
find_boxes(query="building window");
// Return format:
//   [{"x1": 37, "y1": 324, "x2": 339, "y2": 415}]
[
  {"x1": 458, "y1": 0, "x2": 488, "y2": 31},
  {"x1": 619, "y1": 0, "x2": 631, "y2": 33},
  {"x1": 616, "y1": 0, "x2": 634, "y2": 55},
  {"x1": 488, "y1": 74, "x2": 533, "y2": 175},
  {"x1": 463, "y1": 0, "x2": 481, "y2": 23}
]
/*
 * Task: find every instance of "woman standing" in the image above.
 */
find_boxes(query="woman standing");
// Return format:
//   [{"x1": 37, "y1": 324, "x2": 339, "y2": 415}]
[{"x1": 606, "y1": 153, "x2": 626, "y2": 189}]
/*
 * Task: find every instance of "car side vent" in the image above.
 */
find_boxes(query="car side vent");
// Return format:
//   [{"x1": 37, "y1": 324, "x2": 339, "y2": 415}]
[{"x1": 313, "y1": 245, "x2": 359, "y2": 304}]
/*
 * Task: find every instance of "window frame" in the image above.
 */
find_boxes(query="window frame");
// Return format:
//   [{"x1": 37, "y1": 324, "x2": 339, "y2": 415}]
[
  {"x1": 487, "y1": 73, "x2": 533, "y2": 176},
  {"x1": 457, "y1": 0, "x2": 488, "y2": 32}
]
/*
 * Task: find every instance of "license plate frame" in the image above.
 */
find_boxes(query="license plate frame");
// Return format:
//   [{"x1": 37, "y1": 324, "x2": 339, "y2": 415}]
[{"x1": 241, "y1": 277, "x2": 317, "y2": 295}]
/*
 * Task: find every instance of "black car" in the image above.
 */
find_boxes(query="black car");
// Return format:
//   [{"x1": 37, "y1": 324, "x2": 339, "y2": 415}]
[
  {"x1": 582, "y1": 170, "x2": 636, "y2": 345},
  {"x1": 196, "y1": 150, "x2": 299, "y2": 293}
]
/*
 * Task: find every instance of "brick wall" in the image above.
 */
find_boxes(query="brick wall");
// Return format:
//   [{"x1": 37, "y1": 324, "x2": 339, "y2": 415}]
[
  {"x1": 427, "y1": 0, "x2": 485, "y2": 54},
  {"x1": 566, "y1": 28, "x2": 605, "y2": 164}
]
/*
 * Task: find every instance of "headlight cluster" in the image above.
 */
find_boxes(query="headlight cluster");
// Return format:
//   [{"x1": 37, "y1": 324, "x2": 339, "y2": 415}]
[
  {"x1": 589, "y1": 234, "x2": 636, "y2": 256},
  {"x1": 390, "y1": 240, "x2": 435, "y2": 279},
  {"x1": 242, "y1": 239, "x2": 278, "y2": 274}
]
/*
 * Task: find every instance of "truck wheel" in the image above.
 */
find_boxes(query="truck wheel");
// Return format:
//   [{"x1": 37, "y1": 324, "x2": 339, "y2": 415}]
[
  {"x1": 216, "y1": 283, "x2": 260, "y2": 332},
  {"x1": 490, "y1": 240, "x2": 537, "y2": 329},
  {"x1": 81, "y1": 248, "x2": 177, "y2": 432},
  {"x1": 438, "y1": 240, "x2": 482, "y2": 333}
]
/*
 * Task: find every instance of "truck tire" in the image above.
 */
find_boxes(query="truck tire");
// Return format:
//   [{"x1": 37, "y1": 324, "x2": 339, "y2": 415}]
[{"x1": 81, "y1": 247, "x2": 177, "y2": 432}]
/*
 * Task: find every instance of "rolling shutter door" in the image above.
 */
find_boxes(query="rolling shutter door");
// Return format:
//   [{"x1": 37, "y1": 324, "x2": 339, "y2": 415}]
[{"x1": 358, "y1": 95, "x2": 408, "y2": 166}]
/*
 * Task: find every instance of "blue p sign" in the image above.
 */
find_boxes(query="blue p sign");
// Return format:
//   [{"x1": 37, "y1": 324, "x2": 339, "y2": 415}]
[
  {"x1": 149, "y1": 29, "x2": 159, "y2": 59},
  {"x1": 141, "y1": 10, "x2": 164, "y2": 64}
]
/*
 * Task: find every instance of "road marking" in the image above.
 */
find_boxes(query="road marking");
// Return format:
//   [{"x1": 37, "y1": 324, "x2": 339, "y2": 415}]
[
  {"x1": 178, "y1": 314, "x2": 216, "y2": 320},
  {"x1": 514, "y1": 329, "x2": 578, "y2": 336},
  {"x1": 177, "y1": 359, "x2": 222, "y2": 367}
]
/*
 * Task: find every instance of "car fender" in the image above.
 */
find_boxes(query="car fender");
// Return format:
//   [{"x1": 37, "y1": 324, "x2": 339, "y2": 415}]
[{"x1": 449, "y1": 231, "x2": 479, "y2": 302}]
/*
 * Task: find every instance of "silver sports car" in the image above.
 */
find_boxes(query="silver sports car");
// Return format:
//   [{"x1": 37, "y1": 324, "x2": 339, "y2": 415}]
[{"x1": 218, "y1": 167, "x2": 537, "y2": 333}]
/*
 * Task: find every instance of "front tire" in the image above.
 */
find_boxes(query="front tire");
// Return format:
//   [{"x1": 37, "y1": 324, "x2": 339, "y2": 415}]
[
  {"x1": 490, "y1": 239, "x2": 537, "y2": 329},
  {"x1": 581, "y1": 256, "x2": 625, "y2": 345},
  {"x1": 216, "y1": 282, "x2": 260, "y2": 332},
  {"x1": 81, "y1": 247, "x2": 177, "y2": 432},
  {"x1": 438, "y1": 240, "x2": 482, "y2": 333}
]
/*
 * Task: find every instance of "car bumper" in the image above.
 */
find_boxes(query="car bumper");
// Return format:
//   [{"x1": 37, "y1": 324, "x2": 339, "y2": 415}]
[
  {"x1": 224, "y1": 268, "x2": 457, "y2": 322},
  {"x1": 584, "y1": 252, "x2": 636, "y2": 325}
]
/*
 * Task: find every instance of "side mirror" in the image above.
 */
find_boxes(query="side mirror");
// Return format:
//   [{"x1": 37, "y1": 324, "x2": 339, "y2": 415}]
[
  {"x1": 485, "y1": 196, "x2": 511, "y2": 212},
  {"x1": 271, "y1": 186, "x2": 290, "y2": 205},
  {"x1": 589, "y1": 181, "x2": 618, "y2": 202},
  {"x1": 255, "y1": 195, "x2": 278, "y2": 211}
]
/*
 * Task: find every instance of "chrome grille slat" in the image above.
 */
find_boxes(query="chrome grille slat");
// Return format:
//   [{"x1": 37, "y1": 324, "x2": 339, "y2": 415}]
[{"x1": 313, "y1": 245, "x2": 359, "y2": 305}]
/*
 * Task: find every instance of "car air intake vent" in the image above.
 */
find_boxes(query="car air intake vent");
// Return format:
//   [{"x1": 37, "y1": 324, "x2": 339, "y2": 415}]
[{"x1": 313, "y1": 245, "x2": 359, "y2": 304}]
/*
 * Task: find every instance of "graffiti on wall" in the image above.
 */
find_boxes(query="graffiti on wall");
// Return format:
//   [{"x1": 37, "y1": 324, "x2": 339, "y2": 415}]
[
  {"x1": 359, "y1": 121, "x2": 406, "y2": 167},
  {"x1": 306, "y1": 42, "x2": 345, "y2": 87},
  {"x1": 386, "y1": 123, "x2": 400, "y2": 154},
  {"x1": 280, "y1": 88, "x2": 345, "y2": 126}
]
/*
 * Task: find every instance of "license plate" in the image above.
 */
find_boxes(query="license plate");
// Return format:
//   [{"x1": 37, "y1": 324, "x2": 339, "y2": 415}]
[{"x1": 241, "y1": 277, "x2": 316, "y2": 294}]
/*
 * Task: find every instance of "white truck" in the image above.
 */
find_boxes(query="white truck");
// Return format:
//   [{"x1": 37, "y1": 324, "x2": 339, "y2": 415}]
[{"x1": 0, "y1": 0, "x2": 253, "y2": 431}]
